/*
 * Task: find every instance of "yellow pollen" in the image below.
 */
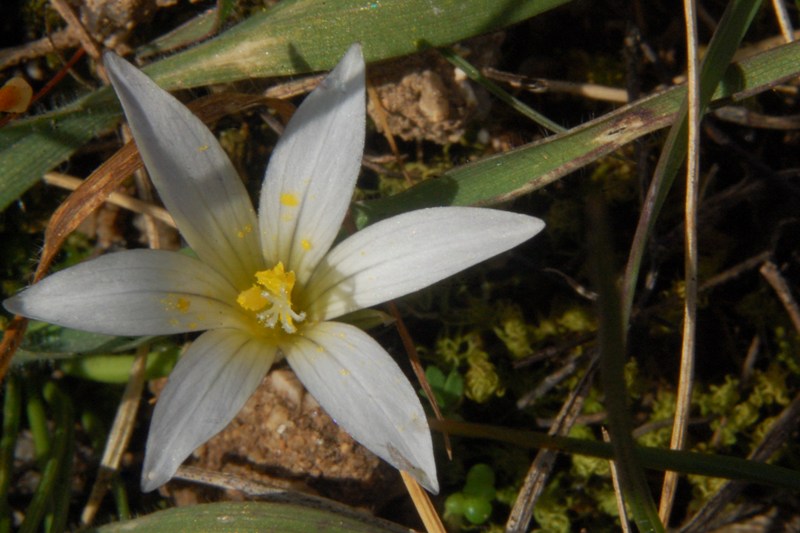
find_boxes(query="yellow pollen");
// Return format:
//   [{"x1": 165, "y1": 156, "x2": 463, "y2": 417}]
[
  {"x1": 237, "y1": 224, "x2": 253, "y2": 238},
  {"x1": 237, "y1": 262, "x2": 305, "y2": 334},
  {"x1": 255, "y1": 262, "x2": 295, "y2": 295},
  {"x1": 197, "y1": 144, "x2": 209, "y2": 152},
  {"x1": 175, "y1": 297, "x2": 191, "y2": 313},
  {"x1": 280, "y1": 193, "x2": 299, "y2": 206},
  {"x1": 301, "y1": 239, "x2": 312, "y2": 251},
  {"x1": 237, "y1": 286, "x2": 268, "y2": 311}
]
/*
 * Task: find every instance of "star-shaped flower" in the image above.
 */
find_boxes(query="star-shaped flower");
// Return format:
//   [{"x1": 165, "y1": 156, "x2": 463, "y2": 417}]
[{"x1": 4, "y1": 45, "x2": 544, "y2": 494}]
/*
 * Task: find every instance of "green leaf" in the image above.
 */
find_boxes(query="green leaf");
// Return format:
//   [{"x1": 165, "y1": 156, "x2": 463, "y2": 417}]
[
  {"x1": 463, "y1": 496, "x2": 493, "y2": 525},
  {"x1": 58, "y1": 346, "x2": 179, "y2": 384},
  {"x1": 13, "y1": 320, "x2": 151, "y2": 363},
  {"x1": 0, "y1": 0, "x2": 570, "y2": 212},
  {"x1": 464, "y1": 464, "x2": 496, "y2": 500},
  {"x1": 443, "y1": 367, "x2": 465, "y2": 401},
  {"x1": 424, "y1": 365, "x2": 464, "y2": 410},
  {"x1": 353, "y1": 39, "x2": 800, "y2": 227},
  {"x1": 0, "y1": 375, "x2": 22, "y2": 533},
  {"x1": 86, "y1": 500, "x2": 411, "y2": 532}
]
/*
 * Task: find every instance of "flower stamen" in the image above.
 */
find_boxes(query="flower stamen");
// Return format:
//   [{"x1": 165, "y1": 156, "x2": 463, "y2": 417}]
[{"x1": 237, "y1": 262, "x2": 305, "y2": 333}]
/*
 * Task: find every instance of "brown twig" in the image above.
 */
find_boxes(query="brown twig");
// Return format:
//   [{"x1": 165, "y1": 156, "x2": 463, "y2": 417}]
[
  {"x1": 50, "y1": 0, "x2": 106, "y2": 82},
  {"x1": 506, "y1": 358, "x2": 596, "y2": 532},
  {"x1": 386, "y1": 302, "x2": 452, "y2": 460},
  {"x1": 759, "y1": 261, "x2": 800, "y2": 334},
  {"x1": 0, "y1": 29, "x2": 78, "y2": 70}
]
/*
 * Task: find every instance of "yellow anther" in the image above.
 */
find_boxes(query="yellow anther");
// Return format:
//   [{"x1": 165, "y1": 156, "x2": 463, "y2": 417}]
[
  {"x1": 237, "y1": 262, "x2": 305, "y2": 333},
  {"x1": 237, "y1": 286, "x2": 268, "y2": 311},
  {"x1": 255, "y1": 262, "x2": 295, "y2": 295}
]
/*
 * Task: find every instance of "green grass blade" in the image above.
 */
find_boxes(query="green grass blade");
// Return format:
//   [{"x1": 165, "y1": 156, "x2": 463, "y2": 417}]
[
  {"x1": 430, "y1": 419, "x2": 800, "y2": 491},
  {"x1": 0, "y1": 0, "x2": 570, "y2": 212},
  {"x1": 19, "y1": 383, "x2": 73, "y2": 533},
  {"x1": 354, "y1": 38, "x2": 800, "y2": 227},
  {"x1": 0, "y1": 374, "x2": 22, "y2": 533},
  {"x1": 620, "y1": 0, "x2": 763, "y2": 322},
  {"x1": 588, "y1": 196, "x2": 663, "y2": 532},
  {"x1": 435, "y1": 44, "x2": 565, "y2": 133}
]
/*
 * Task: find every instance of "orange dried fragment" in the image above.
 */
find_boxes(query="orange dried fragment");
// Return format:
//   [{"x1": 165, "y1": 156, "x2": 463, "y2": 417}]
[{"x1": 0, "y1": 77, "x2": 33, "y2": 113}]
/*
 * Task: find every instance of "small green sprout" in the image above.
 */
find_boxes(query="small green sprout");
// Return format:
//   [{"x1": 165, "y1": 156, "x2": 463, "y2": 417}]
[
  {"x1": 423, "y1": 365, "x2": 464, "y2": 412},
  {"x1": 444, "y1": 463, "x2": 497, "y2": 526}
]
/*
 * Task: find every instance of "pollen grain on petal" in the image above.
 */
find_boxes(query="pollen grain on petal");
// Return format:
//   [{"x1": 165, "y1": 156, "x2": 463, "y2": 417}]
[
  {"x1": 176, "y1": 297, "x2": 191, "y2": 313},
  {"x1": 236, "y1": 224, "x2": 253, "y2": 238},
  {"x1": 196, "y1": 144, "x2": 209, "y2": 152},
  {"x1": 280, "y1": 192, "x2": 299, "y2": 206},
  {"x1": 161, "y1": 294, "x2": 192, "y2": 314},
  {"x1": 301, "y1": 239, "x2": 312, "y2": 251}
]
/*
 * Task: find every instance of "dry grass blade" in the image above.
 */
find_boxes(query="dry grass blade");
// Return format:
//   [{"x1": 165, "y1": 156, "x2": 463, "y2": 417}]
[
  {"x1": 771, "y1": 0, "x2": 796, "y2": 43},
  {"x1": 174, "y1": 465, "x2": 298, "y2": 496},
  {"x1": 659, "y1": 0, "x2": 701, "y2": 523},
  {"x1": 34, "y1": 141, "x2": 142, "y2": 283},
  {"x1": 366, "y1": 82, "x2": 411, "y2": 184},
  {"x1": 400, "y1": 470, "x2": 445, "y2": 533},
  {"x1": 81, "y1": 344, "x2": 149, "y2": 526},
  {"x1": 43, "y1": 172, "x2": 175, "y2": 227},
  {"x1": 0, "y1": 316, "x2": 27, "y2": 386},
  {"x1": 49, "y1": 0, "x2": 107, "y2": 89},
  {"x1": 387, "y1": 302, "x2": 452, "y2": 459}
]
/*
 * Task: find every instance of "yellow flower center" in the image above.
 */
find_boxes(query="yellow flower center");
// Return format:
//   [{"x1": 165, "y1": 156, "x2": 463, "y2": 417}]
[{"x1": 237, "y1": 262, "x2": 305, "y2": 334}]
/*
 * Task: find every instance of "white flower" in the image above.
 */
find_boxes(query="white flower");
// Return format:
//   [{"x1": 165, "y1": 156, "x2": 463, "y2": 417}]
[{"x1": 4, "y1": 45, "x2": 544, "y2": 494}]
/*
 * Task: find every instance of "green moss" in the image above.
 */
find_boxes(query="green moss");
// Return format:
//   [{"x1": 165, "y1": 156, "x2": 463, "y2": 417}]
[
  {"x1": 532, "y1": 482, "x2": 572, "y2": 533},
  {"x1": 492, "y1": 301, "x2": 532, "y2": 359},
  {"x1": 590, "y1": 151, "x2": 636, "y2": 204},
  {"x1": 696, "y1": 375, "x2": 740, "y2": 417},
  {"x1": 569, "y1": 425, "x2": 610, "y2": 478},
  {"x1": 432, "y1": 331, "x2": 504, "y2": 403},
  {"x1": 636, "y1": 389, "x2": 675, "y2": 449},
  {"x1": 529, "y1": 307, "x2": 595, "y2": 343},
  {"x1": 774, "y1": 327, "x2": 800, "y2": 375}
]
